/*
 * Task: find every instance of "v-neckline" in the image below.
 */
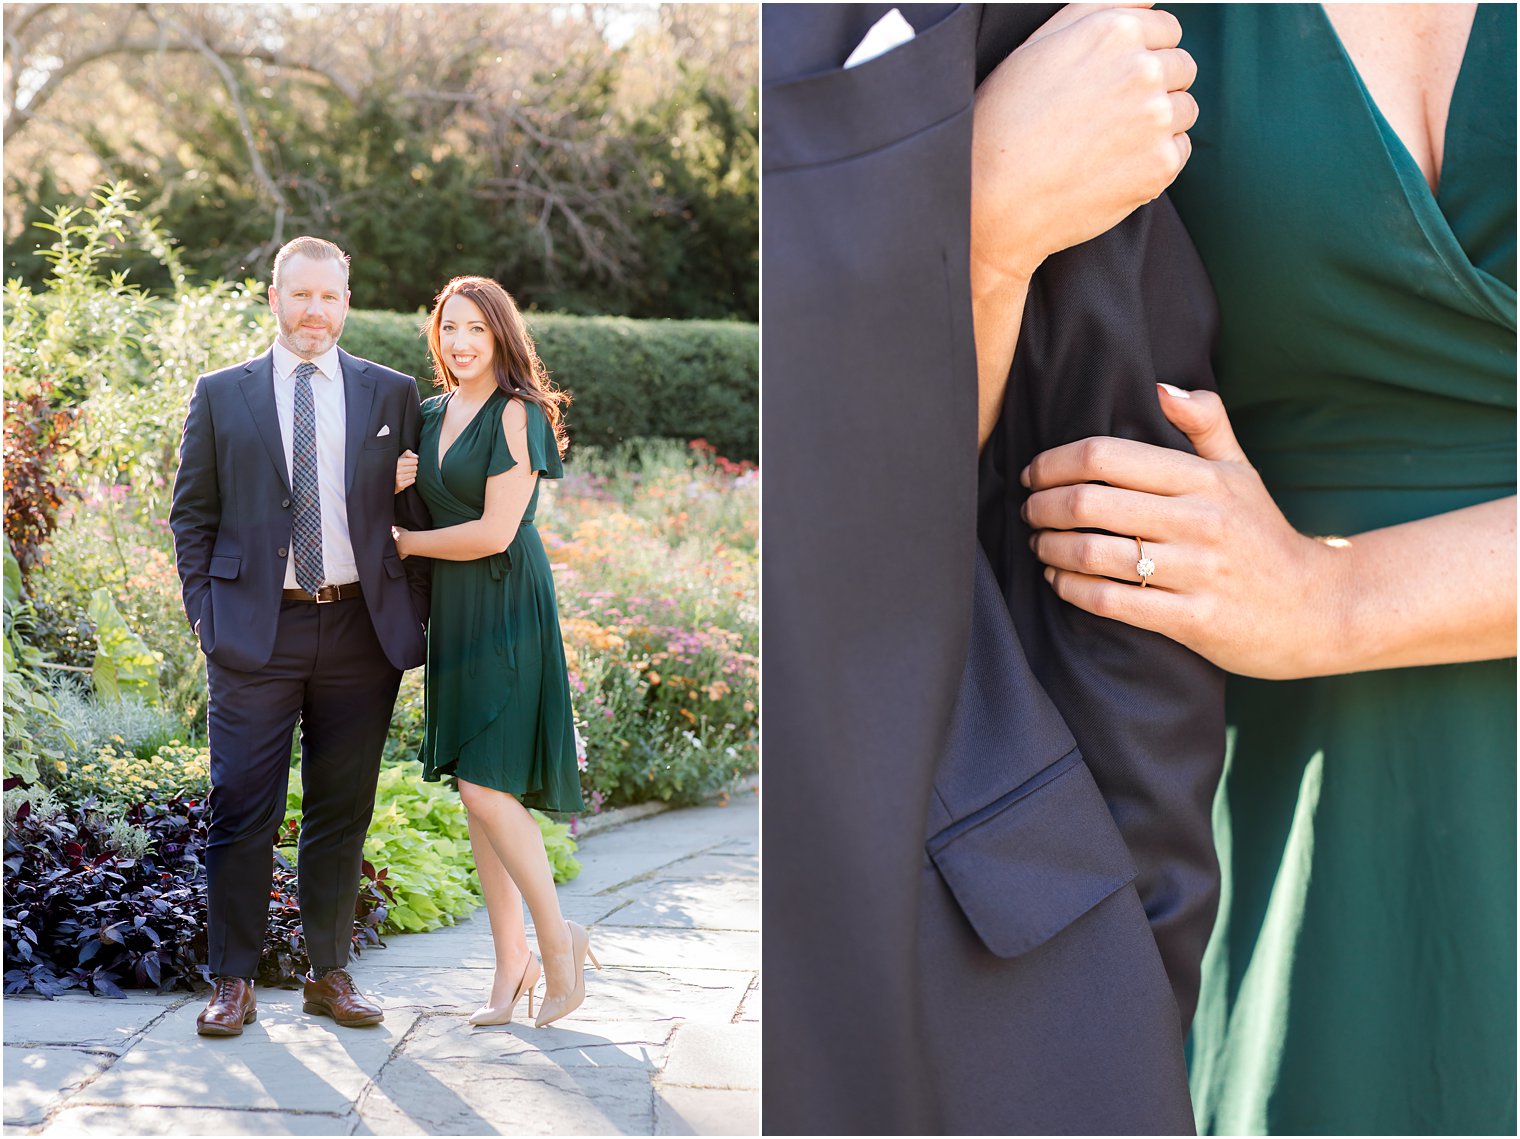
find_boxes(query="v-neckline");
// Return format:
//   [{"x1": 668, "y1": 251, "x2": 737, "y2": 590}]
[
  {"x1": 435, "y1": 388, "x2": 500, "y2": 473},
  {"x1": 1317, "y1": 4, "x2": 1477, "y2": 203},
  {"x1": 1312, "y1": 3, "x2": 1515, "y2": 325}
]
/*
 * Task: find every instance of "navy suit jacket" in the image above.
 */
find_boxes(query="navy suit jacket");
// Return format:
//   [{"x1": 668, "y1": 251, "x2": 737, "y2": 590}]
[
  {"x1": 171, "y1": 346, "x2": 430, "y2": 673},
  {"x1": 764, "y1": 4, "x2": 1225, "y2": 1133}
]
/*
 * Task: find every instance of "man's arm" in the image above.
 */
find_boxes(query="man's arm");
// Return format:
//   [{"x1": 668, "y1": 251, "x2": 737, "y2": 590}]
[
  {"x1": 394, "y1": 379, "x2": 432, "y2": 624},
  {"x1": 169, "y1": 376, "x2": 220, "y2": 633}
]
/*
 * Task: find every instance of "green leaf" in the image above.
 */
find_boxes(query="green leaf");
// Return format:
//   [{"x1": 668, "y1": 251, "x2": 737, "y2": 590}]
[
  {"x1": 87, "y1": 588, "x2": 161, "y2": 704},
  {"x1": 3, "y1": 548, "x2": 22, "y2": 607}
]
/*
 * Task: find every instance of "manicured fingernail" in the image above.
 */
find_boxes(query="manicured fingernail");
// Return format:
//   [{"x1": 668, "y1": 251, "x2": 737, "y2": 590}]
[
  {"x1": 1158, "y1": 382, "x2": 1191, "y2": 399},
  {"x1": 1028, "y1": 533, "x2": 1037, "y2": 551},
  {"x1": 1020, "y1": 500, "x2": 1029, "y2": 523},
  {"x1": 1019, "y1": 465, "x2": 1031, "y2": 488},
  {"x1": 1042, "y1": 567, "x2": 1055, "y2": 585}
]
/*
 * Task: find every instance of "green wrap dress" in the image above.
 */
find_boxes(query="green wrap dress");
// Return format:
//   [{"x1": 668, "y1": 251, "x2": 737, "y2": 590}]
[
  {"x1": 415, "y1": 388, "x2": 584, "y2": 814},
  {"x1": 1164, "y1": 5, "x2": 1516, "y2": 1134}
]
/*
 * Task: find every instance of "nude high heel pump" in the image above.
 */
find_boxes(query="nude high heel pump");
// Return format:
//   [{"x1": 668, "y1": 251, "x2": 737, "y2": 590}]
[
  {"x1": 534, "y1": 920, "x2": 600, "y2": 1029},
  {"x1": 467, "y1": 953, "x2": 541, "y2": 1026}
]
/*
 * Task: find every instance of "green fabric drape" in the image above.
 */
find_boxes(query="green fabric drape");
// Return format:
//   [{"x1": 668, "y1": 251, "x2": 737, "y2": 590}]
[
  {"x1": 416, "y1": 389, "x2": 583, "y2": 813},
  {"x1": 1165, "y1": 5, "x2": 1516, "y2": 1134}
]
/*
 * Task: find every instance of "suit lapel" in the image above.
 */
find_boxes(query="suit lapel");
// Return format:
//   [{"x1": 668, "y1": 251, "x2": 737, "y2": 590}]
[
  {"x1": 339, "y1": 348, "x2": 376, "y2": 492},
  {"x1": 237, "y1": 350, "x2": 291, "y2": 493}
]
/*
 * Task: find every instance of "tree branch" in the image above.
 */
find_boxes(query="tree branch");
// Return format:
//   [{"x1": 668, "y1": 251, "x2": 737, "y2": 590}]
[
  {"x1": 5, "y1": 12, "x2": 359, "y2": 137},
  {"x1": 146, "y1": 9, "x2": 288, "y2": 249}
]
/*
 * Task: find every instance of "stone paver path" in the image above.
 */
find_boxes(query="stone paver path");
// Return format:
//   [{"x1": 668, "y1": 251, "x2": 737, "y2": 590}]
[{"x1": 2, "y1": 793, "x2": 759, "y2": 1136}]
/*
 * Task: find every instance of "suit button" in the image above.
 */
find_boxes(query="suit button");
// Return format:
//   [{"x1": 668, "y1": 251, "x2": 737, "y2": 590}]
[
  {"x1": 277, "y1": 546, "x2": 288, "y2": 557},
  {"x1": 281, "y1": 498, "x2": 291, "y2": 509}
]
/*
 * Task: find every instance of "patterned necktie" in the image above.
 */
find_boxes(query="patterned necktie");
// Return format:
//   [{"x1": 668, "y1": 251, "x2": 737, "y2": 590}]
[{"x1": 290, "y1": 362, "x2": 325, "y2": 593}]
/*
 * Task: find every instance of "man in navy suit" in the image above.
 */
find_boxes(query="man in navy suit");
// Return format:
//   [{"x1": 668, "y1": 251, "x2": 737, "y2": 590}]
[{"x1": 171, "y1": 236, "x2": 429, "y2": 1036}]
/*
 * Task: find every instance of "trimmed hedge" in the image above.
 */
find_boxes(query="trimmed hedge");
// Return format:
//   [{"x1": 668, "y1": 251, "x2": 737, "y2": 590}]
[{"x1": 341, "y1": 310, "x2": 757, "y2": 462}]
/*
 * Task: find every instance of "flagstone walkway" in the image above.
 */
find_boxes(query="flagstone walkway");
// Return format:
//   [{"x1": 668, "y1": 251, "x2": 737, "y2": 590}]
[{"x1": 3, "y1": 793, "x2": 760, "y2": 1136}]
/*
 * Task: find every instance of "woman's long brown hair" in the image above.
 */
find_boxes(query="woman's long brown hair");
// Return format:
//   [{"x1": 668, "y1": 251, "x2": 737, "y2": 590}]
[{"x1": 424, "y1": 276, "x2": 570, "y2": 456}]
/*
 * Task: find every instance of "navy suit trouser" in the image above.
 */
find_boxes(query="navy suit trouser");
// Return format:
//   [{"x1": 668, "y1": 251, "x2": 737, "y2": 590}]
[{"x1": 204, "y1": 595, "x2": 402, "y2": 977}]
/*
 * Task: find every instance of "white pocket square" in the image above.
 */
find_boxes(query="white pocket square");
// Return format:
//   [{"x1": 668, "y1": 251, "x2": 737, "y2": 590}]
[
  {"x1": 844, "y1": 8, "x2": 914, "y2": 69},
  {"x1": 376, "y1": 425, "x2": 391, "y2": 438}
]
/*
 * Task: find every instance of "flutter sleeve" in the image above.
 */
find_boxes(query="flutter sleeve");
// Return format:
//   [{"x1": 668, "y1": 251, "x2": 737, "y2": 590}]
[{"x1": 486, "y1": 397, "x2": 564, "y2": 479}]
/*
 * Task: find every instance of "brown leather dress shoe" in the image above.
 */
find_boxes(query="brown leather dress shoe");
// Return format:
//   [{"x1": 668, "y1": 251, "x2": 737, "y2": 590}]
[
  {"x1": 302, "y1": 969, "x2": 384, "y2": 1027},
  {"x1": 196, "y1": 977, "x2": 256, "y2": 1037}
]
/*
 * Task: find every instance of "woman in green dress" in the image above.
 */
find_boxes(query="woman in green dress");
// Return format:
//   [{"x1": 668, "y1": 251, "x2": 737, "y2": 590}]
[
  {"x1": 1022, "y1": 4, "x2": 1515, "y2": 1133},
  {"x1": 392, "y1": 275, "x2": 597, "y2": 1030}
]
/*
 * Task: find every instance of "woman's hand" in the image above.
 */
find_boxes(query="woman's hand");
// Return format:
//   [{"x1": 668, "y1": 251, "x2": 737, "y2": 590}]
[
  {"x1": 391, "y1": 525, "x2": 412, "y2": 560},
  {"x1": 395, "y1": 449, "x2": 418, "y2": 494},
  {"x1": 1023, "y1": 384, "x2": 1346, "y2": 679},
  {"x1": 972, "y1": 3, "x2": 1198, "y2": 287}
]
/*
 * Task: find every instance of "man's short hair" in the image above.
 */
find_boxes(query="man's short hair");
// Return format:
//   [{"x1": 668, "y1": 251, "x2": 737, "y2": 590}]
[{"x1": 272, "y1": 236, "x2": 351, "y2": 291}]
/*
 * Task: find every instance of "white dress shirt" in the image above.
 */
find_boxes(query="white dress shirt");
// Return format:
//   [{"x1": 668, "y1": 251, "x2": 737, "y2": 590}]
[{"x1": 271, "y1": 341, "x2": 358, "y2": 588}]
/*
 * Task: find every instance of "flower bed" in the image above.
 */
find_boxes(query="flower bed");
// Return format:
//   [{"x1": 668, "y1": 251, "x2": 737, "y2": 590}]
[{"x1": 3, "y1": 187, "x2": 756, "y2": 997}]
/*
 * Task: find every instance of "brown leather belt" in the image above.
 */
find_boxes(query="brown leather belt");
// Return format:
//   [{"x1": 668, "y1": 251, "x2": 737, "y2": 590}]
[{"x1": 281, "y1": 582, "x2": 363, "y2": 603}]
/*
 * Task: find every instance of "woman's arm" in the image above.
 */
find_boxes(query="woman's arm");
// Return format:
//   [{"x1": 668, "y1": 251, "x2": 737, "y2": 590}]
[
  {"x1": 970, "y1": 3, "x2": 1199, "y2": 448},
  {"x1": 1024, "y1": 383, "x2": 1517, "y2": 679},
  {"x1": 393, "y1": 400, "x2": 538, "y2": 562}
]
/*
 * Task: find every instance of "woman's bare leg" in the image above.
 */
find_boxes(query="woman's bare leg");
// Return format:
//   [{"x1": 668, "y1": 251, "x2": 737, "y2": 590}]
[
  {"x1": 466, "y1": 813, "x2": 534, "y2": 1008},
  {"x1": 457, "y1": 779, "x2": 574, "y2": 994}
]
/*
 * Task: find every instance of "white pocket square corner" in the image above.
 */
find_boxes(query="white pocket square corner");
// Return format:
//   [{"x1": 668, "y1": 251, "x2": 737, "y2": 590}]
[
  {"x1": 376, "y1": 425, "x2": 391, "y2": 437},
  {"x1": 844, "y1": 8, "x2": 914, "y2": 69}
]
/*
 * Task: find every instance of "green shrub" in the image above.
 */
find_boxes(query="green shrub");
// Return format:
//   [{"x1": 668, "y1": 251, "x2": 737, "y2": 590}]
[
  {"x1": 2, "y1": 185, "x2": 166, "y2": 406},
  {"x1": 341, "y1": 310, "x2": 757, "y2": 462},
  {"x1": 87, "y1": 589, "x2": 161, "y2": 704},
  {"x1": 66, "y1": 740, "x2": 210, "y2": 806},
  {"x1": 285, "y1": 764, "x2": 581, "y2": 936},
  {"x1": 4, "y1": 185, "x2": 270, "y2": 526},
  {"x1": 30, "y1": 492, "x2": 206, "y2": 733},
  {"x1": 3, "y1": 784, "x2": 65, "y2": 829},
  {"x1": 3, "y1": 551, "x2": 76, "y2": 786},
  {"x1": 42, "y1": 683, "x2": 184, "y2": 764},
  {"x1": 322, "y1": 767, "x2": 479, "y2": 934},
  {"x1": 538, "y1": 811, "x2": 581, "y2": 885},
  {"x1": 545, "y1": 441, "x2": 758, "y2": 809},
  {"x1": 580, "y1": 706, "x2": 755, "y2": 809},
  {"x1": 381, "y1": 668, "x2": 427, "y2": 768},
  {"x1": 2, "y1": 672, "x2": 70, "y2": 787}
]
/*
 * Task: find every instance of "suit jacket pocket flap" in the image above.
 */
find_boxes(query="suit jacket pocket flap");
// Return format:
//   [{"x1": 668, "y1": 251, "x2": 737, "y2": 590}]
[
  {"x1": 208, "y1": 555, "x2": 241, "y2": 580},
  {"x1": 927, "y1": 750, "x2": 1138, "y2": 959},
  {"x1": 383, "y1": 555, "x2": 405, "y2": 579}
]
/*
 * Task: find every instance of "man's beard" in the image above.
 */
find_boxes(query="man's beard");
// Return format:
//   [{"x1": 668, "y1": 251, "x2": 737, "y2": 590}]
[{"x1": 279, "y1": 313, "x2": 343, "y2": 357}]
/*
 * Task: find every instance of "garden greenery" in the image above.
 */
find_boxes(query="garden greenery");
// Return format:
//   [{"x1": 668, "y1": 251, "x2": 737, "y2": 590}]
[
  {"x1": 342, "y1": 310, "x2": 758, "y2": 462},
  {"x1": 2, "y1": 184, "x2": 755, "y2": 997}
]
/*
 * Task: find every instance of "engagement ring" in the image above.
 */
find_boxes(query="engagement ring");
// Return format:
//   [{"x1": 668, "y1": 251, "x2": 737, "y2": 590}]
[{"x1": 1135, "y1": 537, "x2": 1155, "y2": 587}]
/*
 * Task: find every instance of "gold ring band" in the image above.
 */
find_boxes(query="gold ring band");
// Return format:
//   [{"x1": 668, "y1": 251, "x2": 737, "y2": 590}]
[{"x1": 1135, "y1": 537, "x2": 1155, "y2": 587}]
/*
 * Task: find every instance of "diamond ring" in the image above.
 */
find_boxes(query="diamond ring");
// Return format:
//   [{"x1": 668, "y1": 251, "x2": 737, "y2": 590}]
[{"x1": 1135, "y1": 536, "x2": 1155, "y2": 587}]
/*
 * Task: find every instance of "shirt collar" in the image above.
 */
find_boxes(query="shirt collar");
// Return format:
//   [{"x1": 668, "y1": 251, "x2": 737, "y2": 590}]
[{"x1": 272, "y1": 340, "x2": 342, "y2": 383}]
